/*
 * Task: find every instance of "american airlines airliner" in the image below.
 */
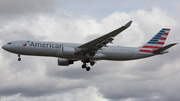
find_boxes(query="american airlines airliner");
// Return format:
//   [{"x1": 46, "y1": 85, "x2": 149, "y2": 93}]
[{"x1": 2, "y1": 21, "x2": 177, "y2": 71}]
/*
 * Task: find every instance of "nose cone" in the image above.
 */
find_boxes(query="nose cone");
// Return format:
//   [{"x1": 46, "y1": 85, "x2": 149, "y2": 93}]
[
  {"x1": 2, "y1": 44, "x2": 15, "y2": 53},
  {"x1": 2, "y1": 45, "x2": 10, "y2": 51},
  {"x1": 2, "y1": 45, "x2": 6, "y2": 50},
  {"x1": 2, "y1": 44, "x2": 17, "y2": 53}
]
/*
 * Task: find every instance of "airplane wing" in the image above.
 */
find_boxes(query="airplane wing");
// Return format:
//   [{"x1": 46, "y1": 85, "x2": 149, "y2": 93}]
[
  {"x1": 152, "y1": 43, "x2": 177, "y2": 54},
  {"x1": 77, "y1": 21, "x2": 132, "y2": 56}
]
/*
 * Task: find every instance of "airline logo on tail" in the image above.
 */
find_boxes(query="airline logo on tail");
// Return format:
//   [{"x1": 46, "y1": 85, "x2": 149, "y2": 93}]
[{"x1": 139, "y1": 28, "x2": 170, "y2": 53}]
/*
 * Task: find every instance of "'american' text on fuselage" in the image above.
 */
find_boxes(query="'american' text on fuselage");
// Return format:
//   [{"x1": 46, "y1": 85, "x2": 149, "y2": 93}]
[{"x1": 29, "y1": 42, "x2": 63, "y2": 49}]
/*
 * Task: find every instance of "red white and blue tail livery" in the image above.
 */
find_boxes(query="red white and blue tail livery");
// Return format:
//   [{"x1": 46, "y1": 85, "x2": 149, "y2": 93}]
[{"x1": 139, "y1": 28, "x2": 171, "y2": 53}]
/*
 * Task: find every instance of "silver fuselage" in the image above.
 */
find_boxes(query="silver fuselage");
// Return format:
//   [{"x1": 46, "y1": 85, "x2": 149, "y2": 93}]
[{"x1": 2, "y1": 40, "x2": 155, "y2": 61}]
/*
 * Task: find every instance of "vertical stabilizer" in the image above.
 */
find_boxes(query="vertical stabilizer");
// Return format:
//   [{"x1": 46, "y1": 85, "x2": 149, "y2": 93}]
[{"x1": 139, "y1": 28, "x2": 170, "y2": 53}]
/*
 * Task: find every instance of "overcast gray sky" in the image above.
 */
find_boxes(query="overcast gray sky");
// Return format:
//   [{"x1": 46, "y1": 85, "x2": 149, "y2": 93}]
[{"x1": 0, "y1": 0, "x2": 180, "y2": 101}]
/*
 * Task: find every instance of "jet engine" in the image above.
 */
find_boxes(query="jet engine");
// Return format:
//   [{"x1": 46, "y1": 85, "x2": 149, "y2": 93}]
[{"x1": 57, "y1": 58, "x2": 74, "y2": 66}]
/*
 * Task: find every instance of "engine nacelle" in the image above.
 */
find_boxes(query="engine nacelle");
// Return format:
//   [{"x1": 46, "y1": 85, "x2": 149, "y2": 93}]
[
  {"x1": 63, "y1": 47, "x2": 77, "y2": 55},
  {"x1": 57, "y1": 58, "x2": 74, "y2": 66}
]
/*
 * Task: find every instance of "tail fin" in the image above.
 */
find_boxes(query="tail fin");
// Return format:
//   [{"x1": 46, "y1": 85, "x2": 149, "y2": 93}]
[{"x1": 139, "y1": 28, "x2": 170, "y2": 53}]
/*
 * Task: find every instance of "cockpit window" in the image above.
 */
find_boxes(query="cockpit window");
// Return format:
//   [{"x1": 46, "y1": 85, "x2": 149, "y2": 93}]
[{"x1": 7, "y1": 42, "x2": 11, "y2": 44}]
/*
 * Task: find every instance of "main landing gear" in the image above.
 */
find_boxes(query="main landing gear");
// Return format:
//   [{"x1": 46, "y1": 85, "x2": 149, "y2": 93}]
[
  {"x1": 82, "y1": 63, "x2": 90, "y2": 71},
  {"x1": 18, "y1": 54, "x2": 21, "y2": 61},
  {"x1": 82, "y1": 58, "x2": 96, "y2": 71}
]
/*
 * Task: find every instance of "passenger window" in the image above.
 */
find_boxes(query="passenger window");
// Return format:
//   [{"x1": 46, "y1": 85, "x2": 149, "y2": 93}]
[{"x1": 7, "y1": 42, "x2": 11, "y2": 44}]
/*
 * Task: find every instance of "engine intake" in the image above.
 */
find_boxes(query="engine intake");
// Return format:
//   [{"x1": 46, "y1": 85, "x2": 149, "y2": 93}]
[{"x1": 58, "y1": 58, "x2": 74, "y2": 66}]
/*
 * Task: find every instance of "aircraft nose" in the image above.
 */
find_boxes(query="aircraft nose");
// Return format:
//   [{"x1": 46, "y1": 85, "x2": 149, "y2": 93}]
[
  {"x1": 2, "y1": 43, "x2": 16, "y2": 53},
  {"x1": 2, "y1": 45, "x2": 6, "y2": 50},
  {"x1": 2, "y1": 45, "x2": 8, "y2": 50}
]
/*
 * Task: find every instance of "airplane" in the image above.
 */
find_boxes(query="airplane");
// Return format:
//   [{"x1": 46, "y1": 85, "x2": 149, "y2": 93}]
[{"x1": 2, "y1": 21, "x2": 177, "y2": 71}]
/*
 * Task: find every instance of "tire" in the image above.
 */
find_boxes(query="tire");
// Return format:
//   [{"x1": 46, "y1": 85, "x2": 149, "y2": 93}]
[
  {"x1": 18, "y1": 58, "x2": 21, "y2": 61},
  {"x1": 86, "y1": 67, "x2": 90, "y2": 71},
  {"x1": 82, "y1": 64, "x2": 86, "y2": 69},
  {"x1": 90, "y1": 61, "x2": 95, "y2": 66}
]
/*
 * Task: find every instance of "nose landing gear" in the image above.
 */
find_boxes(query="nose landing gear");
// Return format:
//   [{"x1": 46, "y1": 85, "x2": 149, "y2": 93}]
[{"x1": 18, "y1": 54, "x2": 21, "y2": 61}]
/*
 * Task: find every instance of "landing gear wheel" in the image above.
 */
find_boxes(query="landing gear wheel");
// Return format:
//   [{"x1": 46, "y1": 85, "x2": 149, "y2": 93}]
[
  {"x1": 82, "y1": 64, "x2": 86, "y2": 69},
  {"x1": 18, "y1": 58, "x2": 21, "y2": 61},
  {"x1": 86, "y1": 67, "x2": 90, "y2": 71},
  {"x1": 18, "y1": 54, "x2": 21, "y2": 61},
  {"x1": 90, "y1": 61, "x2": 95, "y2": 66}
]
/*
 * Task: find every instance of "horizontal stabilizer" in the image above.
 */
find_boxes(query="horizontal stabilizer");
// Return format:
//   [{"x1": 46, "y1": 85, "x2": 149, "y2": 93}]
[{"x1": 152, "y1": 43, "x2": 177, "y2": 54}]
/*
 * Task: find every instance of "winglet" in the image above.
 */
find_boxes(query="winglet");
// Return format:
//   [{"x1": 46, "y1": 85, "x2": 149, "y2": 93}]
[{"x1": 124, "y1": 21, "x2": 132, "y2": 27}]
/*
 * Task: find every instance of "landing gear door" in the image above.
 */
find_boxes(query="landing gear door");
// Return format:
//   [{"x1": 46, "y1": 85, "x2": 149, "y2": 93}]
[
  {"x1": 55, "y1": 45, "x2": 63, "y2": 56},
  {"x1": 59, "y1": 44, "x2": 63, "y2": 53}
]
